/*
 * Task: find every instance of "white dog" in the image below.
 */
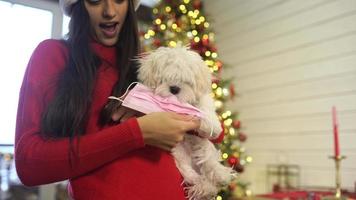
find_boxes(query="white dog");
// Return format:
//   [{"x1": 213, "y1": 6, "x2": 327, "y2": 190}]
[{"x1": 137, "y1": 46, "x2": 236, "y2": 200}]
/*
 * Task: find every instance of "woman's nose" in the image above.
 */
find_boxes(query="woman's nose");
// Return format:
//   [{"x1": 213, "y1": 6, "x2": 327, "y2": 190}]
[{"x1": 103, "y1": 1, "x2": 116, "y2": 18}]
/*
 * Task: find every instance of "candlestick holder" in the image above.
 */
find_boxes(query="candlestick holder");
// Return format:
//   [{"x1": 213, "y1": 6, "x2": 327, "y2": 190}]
[{"x1": 322, "y1": 155, "x2": 347, "y2": 200}]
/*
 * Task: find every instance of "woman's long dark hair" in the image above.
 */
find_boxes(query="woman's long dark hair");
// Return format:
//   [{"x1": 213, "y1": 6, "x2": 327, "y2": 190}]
[{"x1": 41, "y1": 0, "x2": 139, "y2": 157}]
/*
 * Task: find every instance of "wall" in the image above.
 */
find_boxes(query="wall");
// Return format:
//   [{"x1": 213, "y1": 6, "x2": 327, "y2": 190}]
[{"x1": 204, "y1": 0, "x2": 356, "y2": 194}]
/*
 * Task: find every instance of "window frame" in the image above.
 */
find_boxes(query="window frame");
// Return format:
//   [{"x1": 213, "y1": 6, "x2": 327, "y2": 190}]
[
  {"x1": 0, "y1": 0, "x2": 63, "y2": 146},
  {"x1": 2, "y1": 0, "x2": 63, "y2": 39}
]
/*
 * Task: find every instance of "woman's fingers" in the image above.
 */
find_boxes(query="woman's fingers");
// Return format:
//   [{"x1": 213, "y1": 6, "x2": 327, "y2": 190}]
[
  {"x1": 137, "y1": 112, "x2": 197, "y2": 151},
  {"x1": 112, "y1": 107, "x2": 143, "y2": 122}
]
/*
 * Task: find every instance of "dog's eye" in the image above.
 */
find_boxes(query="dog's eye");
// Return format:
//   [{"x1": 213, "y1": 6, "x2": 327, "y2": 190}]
[{"x1": 169, "y1": 86, "x2": 181, "y2": 95}]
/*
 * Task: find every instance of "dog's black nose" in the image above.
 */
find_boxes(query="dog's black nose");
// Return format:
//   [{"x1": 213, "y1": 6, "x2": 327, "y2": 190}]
[{"x1": 169, "y1": 86, "x2": 180, "y2": 95}]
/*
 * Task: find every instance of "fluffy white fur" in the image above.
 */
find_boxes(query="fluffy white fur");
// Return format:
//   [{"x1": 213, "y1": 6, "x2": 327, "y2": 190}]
[{"x1": 137, "y1": 46, "x2": 236, "y2": 200}]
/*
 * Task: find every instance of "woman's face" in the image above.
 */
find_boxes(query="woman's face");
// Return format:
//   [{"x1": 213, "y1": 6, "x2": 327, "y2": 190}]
[{"x1": 84, "y1": 0, "x2": 128, "y2": 46}]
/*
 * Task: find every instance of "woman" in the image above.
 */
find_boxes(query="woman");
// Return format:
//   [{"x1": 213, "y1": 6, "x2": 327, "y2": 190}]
[{"x1": 15, "y1": 0, "x2": 200, "y2": 199}]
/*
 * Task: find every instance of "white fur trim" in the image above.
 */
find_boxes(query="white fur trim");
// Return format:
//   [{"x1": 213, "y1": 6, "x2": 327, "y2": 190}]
[{"x1": 59, "y1": 0, "x2": 141, "y2": 16}]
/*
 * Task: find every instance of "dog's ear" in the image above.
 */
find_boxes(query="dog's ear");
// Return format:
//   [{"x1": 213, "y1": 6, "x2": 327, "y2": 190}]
[
  {"x1": 137, "y1": 47, "x2": 168, "y2": 88},
  {"x1": 195, "y1": 60, "x2": 212, "y2": 96}
]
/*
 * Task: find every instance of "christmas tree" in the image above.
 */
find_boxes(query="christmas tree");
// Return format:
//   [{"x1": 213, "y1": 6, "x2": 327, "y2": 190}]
[{"x1": 140, "y1": 0, "x2": 252, "y2": 199}]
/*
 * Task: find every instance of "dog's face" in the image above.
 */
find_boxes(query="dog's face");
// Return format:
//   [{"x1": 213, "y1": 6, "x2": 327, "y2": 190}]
[{"x1": 137, "y1": 47, "x2": 211, "y2": 105}]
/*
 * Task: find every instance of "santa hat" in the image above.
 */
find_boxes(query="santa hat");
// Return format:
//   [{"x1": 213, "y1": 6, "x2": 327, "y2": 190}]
[{"x1": 60, "y1": 0, "x2": 141, "y2": 16}]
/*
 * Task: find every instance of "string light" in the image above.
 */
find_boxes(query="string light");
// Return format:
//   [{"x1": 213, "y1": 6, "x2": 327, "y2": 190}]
[
  {"x1": 160, "y1": 24, "x2": 166, "y2": 30},
  {"x1": 169, "y1": 41, "x2": 177, "y2": 47},
  {"x1": 246, "y1": 190, "x2": 252, "y2": 196},
  {"x1": 211, "y1": 92, "x2": 216, "y2": 99},
  {"x1": 155, "y1": 18, "x2": 162, "y2": 25},
  {"x1": 216, "y1": 87, "x2": 222, "y2": 96},
  {"x1": 153, "y1": 8, "x2": 158, "y2": 14},
  {"x1": 165, "y1": 6, "x2": 171, "y2": 12},
  {"x1": 214, "y1": 100, "x2": 222, "y2": 109},
  {"x1": 205, "y1": 50, "x2": 211, "y2": 57},
  {"x1": 187, "y1": 32, "x2": 193, "y2": 38},
  {"x1": 222, "y1": 113, "x2": 228, "y2": 119},
  {"x1": 204, "y1": 22, "x2": 210, "y2": 28},
  {"x1": 224, "y1": 118, "x2": 232, "y2": 126},
  {"x1": 171, "y1": 23, "x2": 178, "y2": 29},
  {"x1": 147, "y1": 29, "x2": 155, "y2": 36},
  {"x1": 246, "y1": 156, "x2": 253, "y2": 163},
  {"x1": 223, "y1": 88, "x2": 229, "y2": 96},
  {"x1": 183, "y1": 0, "x2": 190, "y2": 3},
  {"x1": 212, "y1": 83, "x2": 218, "y2": 89},
  {"x1": 229, "y1": 128, "x2": 235, "y2": 135},
  {"x1": 144, "y1": 33, "x2": 150, "y2": 39},
  {"x1": 205, "y1": 59, "x2": 214, "y2": 66},
  {"x1": 216, "y1": 196, "x2": 223, "y2": 200},
  {"x1": 211, "y1": 52, "x2": 218, "y2": 58},
  {"x1": 179, "y1": 4, "x2": 186, "y2": 11},
  {"x1": 194, "y1": 9, "x2": 200, "y2": 15},
  {"x1": 192, "y1": 30, "x2": 198, "y2": 36},
  {"x1": 222, "y1": 153, "x2": 228, "y2": 159},
  {"x1": 194, "y1": 36, "x2": 200, "y2": 43}
]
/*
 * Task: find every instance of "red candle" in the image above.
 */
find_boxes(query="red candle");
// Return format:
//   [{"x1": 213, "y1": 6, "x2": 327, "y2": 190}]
[{"x1": 332, "y1": 106, "x2": 340, "y2": 157}]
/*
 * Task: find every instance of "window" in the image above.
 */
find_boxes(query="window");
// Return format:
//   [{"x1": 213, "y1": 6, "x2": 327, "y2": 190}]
[
  {"x1": 0, "y1": 0, "x2": 61, "y2": 144},
  {"x1": 63, "y1": 15, "x2": 70, "y2": 36}
]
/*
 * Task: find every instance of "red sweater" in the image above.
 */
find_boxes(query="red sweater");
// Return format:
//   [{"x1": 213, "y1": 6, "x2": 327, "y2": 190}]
[{"x1": 15, "y1": 39, "x2": 187, "y2": 199}]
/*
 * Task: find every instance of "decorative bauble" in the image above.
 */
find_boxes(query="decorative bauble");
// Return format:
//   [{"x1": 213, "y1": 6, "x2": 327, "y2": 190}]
[
  {"x1": 234, "y1": 164, "x2": 244, "y2": 173},
  {"x1": 229, "y1": 83, "x2": 236, "y2": 99},
  {"x1": 232, "y1": 120, "x2": 240, "y2": 129},
  {"x1": 193, "y1": 0, "x2": 202, "y2": 9},
  {"x1": 153, "y1": 39, "x2": 161, "y2": 47},
  {"x1": 228, "y1": 183, "x2": 236, "y2": 191},
  {"x1": 202, "y1": 37, "x2": 209, "y2": 46},
  {"x1": 227, "y1": 156, "x2": 239, "y2": 167},
  {"x1": 212, "y1": 77, "x2": 219, "y2": 84},
  {"x1": 238, "y1": 132, "x2": 247, "y2": 142}
]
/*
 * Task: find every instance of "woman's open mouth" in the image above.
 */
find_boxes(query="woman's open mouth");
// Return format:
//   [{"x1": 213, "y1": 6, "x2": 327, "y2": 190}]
[{"x1": 99, "y1": 22, "x2": 119, "y2": 38}]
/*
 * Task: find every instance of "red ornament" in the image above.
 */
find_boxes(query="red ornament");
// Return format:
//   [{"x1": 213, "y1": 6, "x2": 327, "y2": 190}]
[
  {"x1": 228, "y1": 183, "x2": 236, "y2": 191},
  {"x1": 212, "y1": 77, "x2": 220, "y2": 84},
  {"x1": 229, "y1": 83, "x2": 235, "y2": 99},
  {"x1": 202, "y1": 38, "x2": 209, "y2": 46},
  {"x1": 153, "y1": 39, "x2": 161, "y2": 47},
  {"x1": 193, "y1": 0, "x2": 202, "y2": 9},
  {"x1": 232, "y1": 120, "x2": 240, "y2": 129},
  {"x1": 234, "y1": 164, "x2": 244, "y2": 173},
  {"x1": 238, "y1": 132, "x2": 247, "y2": 142},
  {"x1": 227, "y1": 156, "x2": 239, "y2": 167},
  {"x1": 216, "y1": 61, "x2": 223, "y2": 69},
  {"x1": 210, "y1": 46, "x2": 217, "y2": 52}
]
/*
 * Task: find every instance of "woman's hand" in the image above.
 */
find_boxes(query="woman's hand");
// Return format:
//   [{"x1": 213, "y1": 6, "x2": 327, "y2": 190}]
[
  {"x1": 112, "y1": 106, "x2": 144, "y2": 123},
  {"x1": 137, "y1": 112, "x2": 200, "y2": 151}
]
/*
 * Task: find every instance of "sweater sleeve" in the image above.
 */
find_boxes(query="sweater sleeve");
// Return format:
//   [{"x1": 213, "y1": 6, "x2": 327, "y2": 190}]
[{"x1": 15, "y1": 40, "x2": 145, "y2": 186}]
